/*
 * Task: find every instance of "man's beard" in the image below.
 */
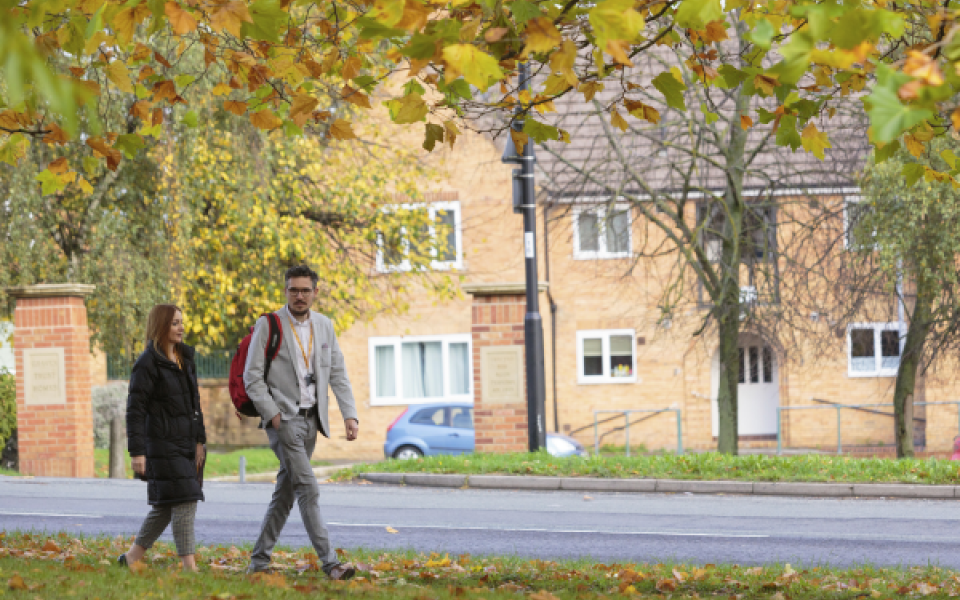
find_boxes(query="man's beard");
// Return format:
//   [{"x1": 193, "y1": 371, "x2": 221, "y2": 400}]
[{"x1": 289, "y1": 305, "x2": 310, "y2": 318}]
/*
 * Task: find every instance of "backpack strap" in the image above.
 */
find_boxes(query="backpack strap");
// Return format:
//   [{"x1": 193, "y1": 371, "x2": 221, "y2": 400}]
[{"x1": 262, "y1": 312, "x2": 283, "y2": 383}]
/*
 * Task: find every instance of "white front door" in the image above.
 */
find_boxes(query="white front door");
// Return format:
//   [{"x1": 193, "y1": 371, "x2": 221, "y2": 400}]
[{"x1": 711, "y1": 336, "x2": 780, "y2": 436}]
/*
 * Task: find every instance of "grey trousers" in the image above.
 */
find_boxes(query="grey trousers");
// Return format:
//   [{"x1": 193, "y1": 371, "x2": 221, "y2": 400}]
[
  {"x1": 250, "y1": 415, "x2": 337, "y2": 571},
  {"x1": 135, "y1": 502, "x2": 197, "y2": 556}
]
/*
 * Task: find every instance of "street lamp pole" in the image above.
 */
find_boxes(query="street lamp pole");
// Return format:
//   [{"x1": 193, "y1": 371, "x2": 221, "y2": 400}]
[{"x1": 503, "y1": 62, "x2": 546, "y2": 452}]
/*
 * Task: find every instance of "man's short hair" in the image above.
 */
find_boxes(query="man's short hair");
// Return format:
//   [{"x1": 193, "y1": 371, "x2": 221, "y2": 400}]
[{"x1": 285, "y1": 265, "x2": 319, "y2": 289}]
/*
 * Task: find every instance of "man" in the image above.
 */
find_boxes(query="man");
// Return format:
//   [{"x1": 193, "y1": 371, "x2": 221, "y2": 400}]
[{"x1": 244, "y1": 265, "x2": 359, "y2": 580}]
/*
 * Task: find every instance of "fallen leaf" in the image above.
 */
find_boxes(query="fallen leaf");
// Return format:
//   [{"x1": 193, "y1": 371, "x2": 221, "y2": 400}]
[
  {"x1": 583, "y1": 495, "x2": 593, "y2": 501},
  {"x1": 8, "y1": 575, "x2": 26, "y2": 590},
  {"x1": 386, "y1": 527, "x2": 399, "y2": 534}
]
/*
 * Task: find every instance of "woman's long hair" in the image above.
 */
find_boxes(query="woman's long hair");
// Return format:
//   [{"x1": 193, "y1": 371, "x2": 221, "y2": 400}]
[{"x1": 146, "y1": 304, "x2": 182, "y2": 350}]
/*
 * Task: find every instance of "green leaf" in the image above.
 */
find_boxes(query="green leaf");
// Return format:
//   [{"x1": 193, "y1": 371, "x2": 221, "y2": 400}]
[
  {"x1": 241, "y1": 0, "x2": 286, "y2": 42},
  {"x1": 589, "y1": 0, "x2": 644, "y2": 48},
  {"x1": 403, "y1": 33, "x2": 441, "y2": 59},
  {"x1": 700, "y1": 103, "x2": 718, "y2": 125},
  {"x1": 716, "y1": 65, "x2": 748, "y2": 89},
  {"x1": 404, "y1": 80, "x2": 427, "y2": 96},
  {"x1": 874, "y1": 140, "x2": 901, "y2": 164},
  {"x1": 182, "y1": 111, "x2": 198, "y2": 128},
  {"x1": 174, "y1": 74, "x2": 196, "y2": 88},
  {"x1": 423, "y1": 123, "x2": 445, "y2": 151},
  {"x1": 439, "y1": 78, "x2": 471, "y2": 100},
  {"x1": 674, "y1": 0, "x2": 722, "y2": 30},
  {"x1": 746, "y1": 18, "x2": 775, "y2": 49},
  {"x1": 114, "y1": 133, "x2": 145, "y2": 158},
  {"x1": 523, "y1": 119, "x2": 560, "y2": 142},
  {"x1": 510, "y1": 0, "x2": 542, "y2": 25},
  {"x1": 35, "y1": 170, "x2": 66, "y2": 195},
  {"x1": 352, "y1": 75, "x2": 378, "y2": 92},
  {"x1": 135, "y1": 84, "x2": 151, "y2": 99},
  {"x1": 903, "y1": 163, "x2": 926, "y2": 187},
  {"x1": 941, "y1": 148, "x2": 958, "y2": 170},
  {"x1": 139, "y1": 124, "x2": 164, "y2": 137},
  {"x1": 283, "y1": 121, "x2": 304, "y2": 137},
  {"x1": 85, "y1": 3, "x2": 106, "y2": 40},
  {"x1": 865, "y1": 86, "x2": 934, "y2": 144},
  {"x1": 386, "y1": 93, "x2": 429, "y2": 124},
  {"x1": 652, "y1": 71, "x2": 686, "y2": 111},
  {"x1": 357, "y1": 19, "x2": 407, "y2": 40},
  {"x1": 776, "y1": 114, "x2": 802, "y2": 150},
  {"x1": 830, "y1": 8, "x2": 904, "y2": 50},
  {"x1": 82, "y1": 156, "x2": 100, "y2": 176}
]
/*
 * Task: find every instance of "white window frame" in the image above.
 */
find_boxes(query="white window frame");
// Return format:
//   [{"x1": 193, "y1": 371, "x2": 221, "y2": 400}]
[
  {"x1": 376, "y1": 201, "x2": 463, "y2": 272},
  {"x1": 846, "y1": 322, "x2": 902, "y2": 378},
  {"x1": 572, "y1": 204, "x2": 632, "y2": 260},
  {"x1": 843, "y1": 195, "x2": 877, "y2": 250},
  {"x1": 576, "y1": 329, "x2": 638, "y2": 384},
  {"x1": 368, "y1": 333, "x2": 473, "y2": 406}
]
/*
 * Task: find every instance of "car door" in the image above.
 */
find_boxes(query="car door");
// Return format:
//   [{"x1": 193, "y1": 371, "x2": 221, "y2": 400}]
[{"x1": 446, "y1": 407, "x2": 474, "y2": 454}]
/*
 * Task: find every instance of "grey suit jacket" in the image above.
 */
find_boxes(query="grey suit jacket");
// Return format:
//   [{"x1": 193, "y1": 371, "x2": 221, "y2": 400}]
[{"x1": 243, "y1": 309, "x2": 358, "y2": 437}]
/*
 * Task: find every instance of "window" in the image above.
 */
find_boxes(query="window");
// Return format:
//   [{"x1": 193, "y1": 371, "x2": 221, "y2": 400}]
[
  {"x1": 844, "y1": 196, "x2": 876, "y2": 250},
  {"x1": 847, "y1": 323, "x2": 901, "y2": 377},
  {"x1": 576, "y1": 330, "x2": 637, "y2": 384},
  {"x1": 697, "y1": 203, "x2": 776, "y2": 262},
  {"x1": 369, "y1": 334, "x2": 472, "y2": 405},
  {"x1": 573, "y1": 205, "x2": 631, "y2": 259},
  {"x1": 377, "y1": 201, "x2": 463, "y2": 272},
  {"x1": 408, "y1": 406, "x2": 473, "y2": 428},
  {"x1": 738, "y1": 345, "x2": 774, "y2": 384}
]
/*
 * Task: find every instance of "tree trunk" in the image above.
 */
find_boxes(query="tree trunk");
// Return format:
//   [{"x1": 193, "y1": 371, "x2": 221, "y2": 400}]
[
  {"x1": 893, "y1": 274, "x2": 934, "y2": 459},
  {"x1": 716, "y1": 300, "x2": 741, "y2": 454},
  {"x1": 109, "y1": 416, "x2": 127, "y2": 479}
]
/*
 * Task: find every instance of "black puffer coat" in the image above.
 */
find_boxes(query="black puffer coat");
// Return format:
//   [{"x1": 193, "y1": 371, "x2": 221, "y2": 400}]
[{"x1": 127, "y1": 341, "x2": 206, "y2": 506}]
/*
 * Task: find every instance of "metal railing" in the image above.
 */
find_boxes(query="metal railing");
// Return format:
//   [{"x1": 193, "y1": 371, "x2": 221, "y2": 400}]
[
  {"x1": 593, "y1": 409, "x2": 683, "y2": 456},
  {"x1": 776, "y1": 401, "x2": 960, "y2": 455},
  {"x1": 107, "y1": 350, "x2": 233, "y2": 381}
]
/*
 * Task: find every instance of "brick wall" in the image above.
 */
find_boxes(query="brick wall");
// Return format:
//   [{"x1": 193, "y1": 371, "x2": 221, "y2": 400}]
[{"x1": 12, "y1": 292, "x2": 95, "y2": 477}]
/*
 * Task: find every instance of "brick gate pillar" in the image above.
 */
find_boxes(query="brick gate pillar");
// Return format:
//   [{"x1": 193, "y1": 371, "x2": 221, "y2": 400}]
[
  {"x1": 463, "y1": 282, "x2": 548, "y2": 454},
  {"x1": 7, "y1": 284, "x2": 96, "y2": 477}
]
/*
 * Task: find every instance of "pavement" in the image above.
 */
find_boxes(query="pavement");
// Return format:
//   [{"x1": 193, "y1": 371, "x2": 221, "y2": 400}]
[
  {"x1": 357, "y1": 472, "x2": 960, "y2": 499},
  {"x1": 3, "y1": 475, "x2": 960, "y2": 567}
]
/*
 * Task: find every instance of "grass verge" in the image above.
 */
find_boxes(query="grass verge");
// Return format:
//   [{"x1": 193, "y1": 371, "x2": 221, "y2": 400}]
[
  {"x1": 0, "y1": 532, "x2": 956, "y2": 599},
  {"x1": 92, "y1": 448, "x2": 329, "y2": 479},
  {"x1": 331, "y1": 451, "x2": 960, "y2": 485}
]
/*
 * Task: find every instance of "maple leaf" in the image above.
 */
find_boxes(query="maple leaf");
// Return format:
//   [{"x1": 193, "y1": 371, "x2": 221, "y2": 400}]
[
  {"x1": 674, "y1": 0, "x2": 722, "y2": 30},
  {"x1": 442, "y1": 44, "x2": 503, "y2": 91},
  {"x1": 114, "y1": 4, "x2": 152, "y2": 44},
  {"x1": 589, "y1": 0, "x2": 644, "y2": 53},
  {"x1": 800, "y1": 123, "x2": 831, "y2": 159},
  {"x1": 510, "y1": 129, "x2": 529, "y2": 154},
  {"x1": 396, "y1": 0, "x2": 431, "y2": 32},
  {"x1": 753, "y1": 73, "x2": 779, "y2": 96},
  {"x1": 342, "y1": 56, "x2": 362, "y2": 80},
  {"x1": 211, "y1": 1, "x2": 254, "y2": 37},
  {"x1": 624, "y1": 100, "x2": 660, "y2": 124},
  {"x1": 152, "y1": 80, "x2": 178, "y2": 103},
  {"x1": 550, "y1": 41, "x2": 578, "y2": 86},
  {"x1": 610, "y1": 108, "x2": 629, "y2": 131},
  {"x1": 903, "y1": 133, "x2": 924, "y2": 158},
  {"x1": 341, "y1": 85, "x2": 371, "y2": 109},
  {"x1": 443, "y1": 120, "x2": 460, "y2": 147},
  {"x1": 423, "y1": 123, "x2": 445, "y2": 151},
  {"x1": 86, "y1": 137, "x2": 123, "y2": 171},
  {"x1": 106, "y1": 61, "x2": 134, "y2": 94},
  {"x1": 290, "y1": 95, "x2": 320, "y2": 120},
  {"x1": 702, "y1": 20, "x2": 729, "y2": 43},
  {"x1": 43, "y1": 124, "x2": 70, "y2": 145},
  {"x1": 47, "y1": 157, "x2": 69, "y2": 174},
  {"x1": 370, "y1": 0, "x2": 404, "y2": 28},
  {"x1": 165, "y1": 2, "x2": 198, "y2": 34},
  {"x1": 485, "y1": 27, "x2": 509, "y2": 43},
  {"x1": 329, "y1": 119, "x2": 357, "y2": 140},
  {"x1": 523, "y1": 17, "x2": 562, "y2": 55},
  {"x1": 387, "y1": 93, "x2": 429, "y2": 123},
  {"x1": 655, "y1": 578, "x2": 678, "y2": 592},
  {"x1": 741, "y1": 115, "x2": 753, "y2": 129},
  {"x1": 212, "y1": 83, "x2": 232, "y2": 96},
  {"x1": 7, "y1": 575, "x2": 27, "y2": 590},
  {"x1": 606, "y1": 40, "x2": 633, "y2": 67},
  {"x1": 250, "y1": 110, "x2": 283, "y2": 130},
  {"x1": 579, "y1": 81, "x2": 604, "y2": 102}
]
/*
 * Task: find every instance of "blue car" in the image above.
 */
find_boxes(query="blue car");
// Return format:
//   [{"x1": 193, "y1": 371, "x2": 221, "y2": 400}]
[{"x1": 383, "y1": 401, "x2": 589, "y2": 459}]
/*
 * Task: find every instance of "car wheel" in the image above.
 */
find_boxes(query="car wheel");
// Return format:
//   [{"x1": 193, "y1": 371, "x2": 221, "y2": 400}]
[{"x1": 393, "y1": 445, "x2": 423, "y2": 460}]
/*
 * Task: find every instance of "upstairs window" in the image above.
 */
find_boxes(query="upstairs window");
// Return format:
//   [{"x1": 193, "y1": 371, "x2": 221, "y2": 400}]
[
  {"x1": 369, "y1": 334, "x2": 472, "y2": 405},
  {"x1": 847, "y1": 323, "x2": 901, "y2": 377},
  {"x1": 377, "y1": 201, "x2": 462, "y2": 272},
  {"x1": 844, "y1": 197, "x2": 876, "y2": 250},
  {"x1": 573, "y1": 205, "x2": 631, "y2": 259}
]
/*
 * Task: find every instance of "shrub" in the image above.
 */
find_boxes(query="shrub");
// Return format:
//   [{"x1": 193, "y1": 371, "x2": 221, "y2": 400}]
[
  {"x1": 91, "y1": 383, "x2": 127, "y2": 450},
  {"x1": 0, "y1": 371, "x2": 15, "y2": 449}
]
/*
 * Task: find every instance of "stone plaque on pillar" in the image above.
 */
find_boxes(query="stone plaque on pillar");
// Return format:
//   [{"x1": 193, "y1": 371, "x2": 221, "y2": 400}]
[
  {"x1": 7, "y1": 283, "x2": 96, "y2": 477},
  {"x1": 481, "y1": 346, "x2": 523, "y2": 405},
  {"x1": 23, "y1": 348, "x2": 67, "y2": 406}
]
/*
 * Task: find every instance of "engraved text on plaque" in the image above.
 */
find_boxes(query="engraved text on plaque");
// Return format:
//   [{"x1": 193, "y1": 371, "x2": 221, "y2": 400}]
[
  {"x1": 24, "y1": 348, "x2": 67, "y2": 406},
  {"x1": 480, "y1": 346, "x2": 523, "y2": 405}
]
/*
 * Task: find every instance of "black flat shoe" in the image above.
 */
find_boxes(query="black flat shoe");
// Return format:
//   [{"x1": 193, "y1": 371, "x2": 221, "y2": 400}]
[{"x1": 117, "y1": 554, "x2": 128, "y2": 567}]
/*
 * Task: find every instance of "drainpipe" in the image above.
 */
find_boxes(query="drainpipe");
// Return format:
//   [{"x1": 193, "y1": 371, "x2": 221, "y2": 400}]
[{"x1": 543, "y1": 198, "x2": 560, "y2": 433}]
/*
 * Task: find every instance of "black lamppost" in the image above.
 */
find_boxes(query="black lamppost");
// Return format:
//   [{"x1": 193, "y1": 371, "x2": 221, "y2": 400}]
[{"x1": 502, "y1": 62, "x2": 546, "y2": 452}]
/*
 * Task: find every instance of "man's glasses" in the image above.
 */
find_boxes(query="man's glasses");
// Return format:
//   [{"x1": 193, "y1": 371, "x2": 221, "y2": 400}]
[{"x1": 287, "y1": 288, "x2": 315, "y2": 297}]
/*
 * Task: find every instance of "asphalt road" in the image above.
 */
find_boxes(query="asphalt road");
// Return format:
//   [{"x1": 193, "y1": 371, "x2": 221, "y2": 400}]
[{"x1": 1, "y1": 475, "x2": 959, "y2": 568}]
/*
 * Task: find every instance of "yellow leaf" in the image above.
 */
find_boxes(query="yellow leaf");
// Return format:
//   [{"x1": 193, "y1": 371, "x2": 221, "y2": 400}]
[
  {"x1": 342, "y1": 56, "x2": 362, "y2": 81},
  {"x1": 341, "y1": 85, "x2": 372, "y2": 109},
  {"x1": 904, "y1": 133, "x2": 924, "y2": 158},
  {"x1": 605, "y1": 40, "x2": 633, "y2": 66},
  {"x1": 800, "y1": 123, "x2": 832, "y2": 160},
  {"x1": 510, "y1": 128, "x2": 529, "y2": 154},
  {"x1": 223, "y1": 100, "x2": 247, "y2": 115},
  {"x1": 951, "y1": 107, "x2": 960, "y2": 132},
  {"x1": 164, "y1": 1, "x2": 197, "y2": 35},
  {"x1": 740, "y1": 115, "x2": 753, "y2": 129},
  {"x1": 210, "y1": 1, "x2": 253, "y2": 37},
  {"x1": 442, "y1": 44, "x2": 503, "y2": 91},
  {"x1": 329, "y1": 119, "x2": 357, "y2": 140},
  {"x1": 589, "y1": 0, "x2": 644, "y2": 53},
  {"x1": 289, "y1": 95, "x2": 319, "y2": 119},
  {"x1": 370, "y1": 0, "x2": 404, "y2": 28},
  {"x1": 250, "y1": 110, "x2": 283, "y2": 130},
  {"x1": 610, "y1": 108, "x2": 628, "y2": 131},
  {"x1": 523, "y1": 17, "x2": 562, "y2": 55},
  {"x1": 624, "y1": 99, "x2": 659, "y2": 124},
  {"x1": 385, "y1": 526, "x2": 399, "y2": 534},
  {"x1": 443, "y1": 120, "x2": 460, "y2": 147},
  {"x1": 550, "y1": 41, "x2": 579, "y2": 86},
  {"x1": 753, "y1": 74, "x2": 778, "y2": 96},
  {"x1": 77, "y1": 177, "x2": 94, "y2": 194},
  {"x1": 397, "y1": 0, "x2": 431, "y2": 32},
  {"x1": 579, "y1": 81, "x2": 604, "y2": 102},
  {"x1": 212, "y1": 83, "x2": 232, "y2": 96},
  {"x1": 113, "y1": 4, "x2": 152, "y2": 44},
  {"x1": 106, "y1": 61, "x2": 134, "y2": 94},
  {"x1": 387, "y1": 93, "x2": 429, "y2": 124}
]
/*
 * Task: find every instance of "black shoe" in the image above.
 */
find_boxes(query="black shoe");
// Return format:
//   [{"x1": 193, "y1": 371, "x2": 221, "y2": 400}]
[
  {"x1": 117, "y1": 554, "x2": 128, "y2": 567},
  {"x1": 326, "y1": 563, "x2": 356, "y2": 581}
]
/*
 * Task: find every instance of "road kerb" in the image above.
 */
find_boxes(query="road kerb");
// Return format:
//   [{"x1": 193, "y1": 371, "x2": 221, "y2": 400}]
[
  {"x1": 559, "y1": 478, "x2": 656, "y2": 492},
  {"x1": 656, "y1": 479, "x2": 754, "y2": 494},
  {"x1": 363, "y1": 473, "x2": 405, "y2": 485},
  {"x1": 469, "y1": 475, "x2": 561, "y2": 490},
  {"x1": 403, "y1": 473, "x2": 465, "y2": 488},
  {"x1": 754, "y1": 482, "x2": 853, "y2": 497},
  {"x1": 852, "y1": 483, "x2": 956, "y2": 498}
]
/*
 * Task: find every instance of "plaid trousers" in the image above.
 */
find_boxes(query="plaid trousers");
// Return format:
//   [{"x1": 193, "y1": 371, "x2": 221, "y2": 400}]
[{"x1": 134, "y1": 501, "x2": 198, "y2": 556}]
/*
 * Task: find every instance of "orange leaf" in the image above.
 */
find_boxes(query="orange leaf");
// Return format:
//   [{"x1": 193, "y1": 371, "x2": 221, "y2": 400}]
[
  {"x1": 702, "y1": 20, "x2": 728, "y2": 43},
  {"x1": 610, "y1": 108, "x2": 629, "y2": 131},
  {"x1": 290, "y1": 95, "x2": 320, "y2": 118},
  {"x1": 605, "y1": 40, "x2": 633, "y2": 67},
  {"x1": 86, "y1": 137, "x2": 123, "y2": 171},
  {"x1": 152, "y1": 80, "x2": 177, "y2": 103},
  {"x1": 341, "y1": 85, "x2": 371, "y2": 109},
  {"x1": 43, "y1": 123, "x2": 70, "y2": 145},
  {"x1": 210, "y1": 1, "x2": 253, "y2": 37},
  {"x1": 655, "y1": 578, "x2": 677, "y2": 592},
  {"x1": 47, "y1": 158, "x2": 69, "y2": 175},
  {"x1": 131, "y1": 43, "x2": 152, "y2": 62},
  {"x1": 740, "y1": 115, "x2": 753, "y2": 129},
  {"x1": 484, "y1": 27, "x2": 509, "y2": 43},
  {"x1": 164, "y1": 2, "x2": 198, "y2": 35},
  {"x1": 329, "y1": 119, "x2": 357, "y2": 140},
  {"x1": 223, "y1": 100, "x2": 248, "y2": 115},
  {"x1": 7, "y1": 575, "x2": 27, "y2": 590},
  {"x1": 342, "y1": 56, "x2": 362, "y2": 80},
  {"x1": 250, "y1": 109, "x2": 282, "y2": 130},
  {"x1": 396, "y1": 0, "x2": 431, "y2": 32},
  {"x1": 154, "y1": 51, "x2": 173, "y2": 69}
]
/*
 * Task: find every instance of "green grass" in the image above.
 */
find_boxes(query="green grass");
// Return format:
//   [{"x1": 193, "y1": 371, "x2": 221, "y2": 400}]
[
  {"x1": 93, "y1": 448, "x2": 329, "y2": 479},
  {"x1": 0, "y1": 531, "x2": 957, "y2": 598},
  {"x1": 332, "y1": 450, "x2": 960, "y2": 485}
]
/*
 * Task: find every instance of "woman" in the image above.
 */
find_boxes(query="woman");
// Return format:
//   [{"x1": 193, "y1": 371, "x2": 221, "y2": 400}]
[{"x1": 120, "y1": 304, "x2": 207, "y2": 572}]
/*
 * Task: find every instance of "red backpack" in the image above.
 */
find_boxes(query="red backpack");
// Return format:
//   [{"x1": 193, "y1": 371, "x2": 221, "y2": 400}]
[{"x1": 228, "y1": 313, "x2": 283, "y2": 418}]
